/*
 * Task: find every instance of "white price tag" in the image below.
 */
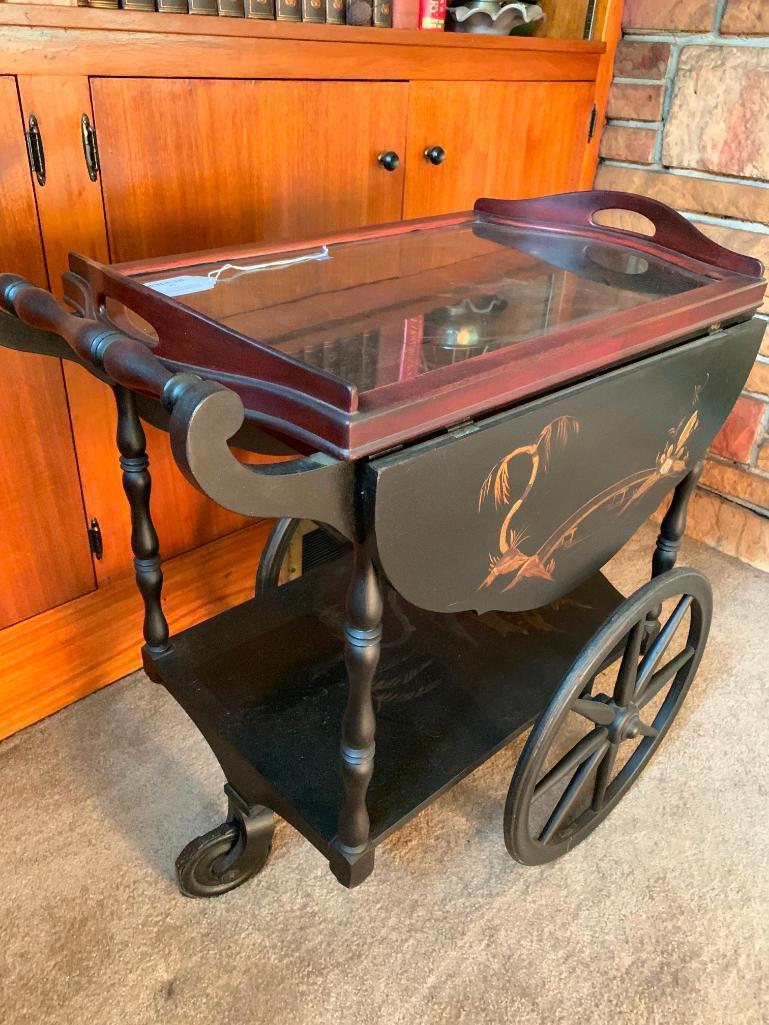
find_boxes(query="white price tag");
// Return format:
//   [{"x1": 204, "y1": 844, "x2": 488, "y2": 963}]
[{"x1": 145, "y1": 275, "x2": 216, "y2": 297}]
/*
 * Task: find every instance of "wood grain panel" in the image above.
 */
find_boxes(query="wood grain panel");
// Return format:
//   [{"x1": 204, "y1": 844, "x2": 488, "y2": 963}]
[
  {"x1": 535, "y1": 0, "x2": 591, "y2": 39},
  {"x1": 0, "y1": 520, "x2": 273, "y2": 741},
  {"x1": 0, "y1": 10, "x2": 602, "y2": 82},
  {"x1": 403, "y1": 81, "x2": 595, "y2": 219},
  {"x1": 16, "y1": 76, "x2": 109, "y2": 291},
  {"x1": 579, "y1": 0, "x2": 623, "y2": 189},
  {"x1": 91, "y1": 78, "x2": 408, "y2": 261},
  {"x1": 13, "y1": 76, "x2": 272, "y2": 585},
  {"x1": 0, "y1": 6, "x2": 605, "y2": 50},
  {"x1": 0, "y1": 75, "x2": 95, "y2": 628}
]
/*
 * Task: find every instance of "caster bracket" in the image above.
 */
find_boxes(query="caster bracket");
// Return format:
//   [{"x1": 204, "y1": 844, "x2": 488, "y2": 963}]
[{"x1": 175, "y1": 784, "x2": 274, "y2": 898}]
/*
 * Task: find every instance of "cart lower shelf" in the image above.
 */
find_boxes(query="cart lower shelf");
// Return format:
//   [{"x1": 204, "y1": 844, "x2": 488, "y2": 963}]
[{"x1": 146, "y1": 555, "x2": 624, "y2": 863}]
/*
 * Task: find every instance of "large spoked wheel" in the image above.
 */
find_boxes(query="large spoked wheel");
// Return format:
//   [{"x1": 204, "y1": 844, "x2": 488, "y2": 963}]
[{"x1": 505, "y1": 568, "x2": 712, "y2": 866}]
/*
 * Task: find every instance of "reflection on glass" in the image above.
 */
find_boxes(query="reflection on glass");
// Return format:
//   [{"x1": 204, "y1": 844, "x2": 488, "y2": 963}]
[{"x1": 133, "y1": 217, "x2": 709, "y2": 394}]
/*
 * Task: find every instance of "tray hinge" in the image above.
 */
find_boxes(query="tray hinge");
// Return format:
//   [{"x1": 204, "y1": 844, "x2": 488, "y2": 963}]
[
  {"x1": 87, "y1": 517, "x2": 104, "y2": 560},
  {"x1": 24, "y1": 114, "x2": 46, "y2": 187},
  {"x1": 587, "y1": 104, "x2": 598, "y2": 143},
  {"x1": 81, "y1": 113, "x2": 101, "y2": 182}
]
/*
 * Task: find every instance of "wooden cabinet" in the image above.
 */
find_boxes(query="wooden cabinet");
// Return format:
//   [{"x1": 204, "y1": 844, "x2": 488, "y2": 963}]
[
  {"x1": 0, "y1": 6, "x2": 620, "y2": 738},
  {"x1": 0, "y1": 76, "x2": 95, "y2": 629},
  {"x1": 403, "y1": 81, "x2": 595, "y2": 218},
  {"x1": 91, "y1": 78, "x2": 409, "y2": 259}
]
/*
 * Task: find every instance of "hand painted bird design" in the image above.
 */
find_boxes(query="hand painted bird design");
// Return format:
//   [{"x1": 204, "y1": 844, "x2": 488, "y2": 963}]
[{"x1": 478, "y1": 388, "x2": 704, "y2": 594}]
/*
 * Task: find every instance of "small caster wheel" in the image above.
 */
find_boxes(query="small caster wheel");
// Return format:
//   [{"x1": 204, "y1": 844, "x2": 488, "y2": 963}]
[
  {"x1": 505, "y1": 568, "x2": 711, "y2": 866},
  {"x1": 176, "y1": 788, "x2": 274, "y2": 898}
]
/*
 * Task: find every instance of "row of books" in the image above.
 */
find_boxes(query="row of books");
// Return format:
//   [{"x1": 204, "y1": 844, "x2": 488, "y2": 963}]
[{"x1": 83, "y1": 0, "x2": 447, "y2": 29}]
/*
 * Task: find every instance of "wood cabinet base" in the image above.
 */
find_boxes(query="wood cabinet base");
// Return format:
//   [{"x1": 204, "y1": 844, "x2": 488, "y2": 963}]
[{"x1": 0, "y1": 520, "x2": 272, "y2": 742}]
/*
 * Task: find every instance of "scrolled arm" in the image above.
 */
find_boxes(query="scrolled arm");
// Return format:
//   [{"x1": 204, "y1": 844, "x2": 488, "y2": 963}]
[
  {"x1": 0, "y1": 274, "x2": 355, "y2": 537},
  {"x1": 169, "y1": 379, "x2": 355, "y2": 539}
]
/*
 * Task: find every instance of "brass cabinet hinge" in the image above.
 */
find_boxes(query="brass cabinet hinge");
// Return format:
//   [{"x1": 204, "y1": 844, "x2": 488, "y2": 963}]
[
  {"x1": 81, "y1": 113, "x2": 101, "y2": 182},
  {"x1": 24, "y1": 114, "x2": 46, "y2": 187},
  {"x1": 587, "y1": 104, "x2": 598, "y2": 144},
  {"x1": 583, "y1": 0, "x2": 597, "y2": 39},
  {"x1": 87, "y1": 517, "x2": 104, "y2": 560}
]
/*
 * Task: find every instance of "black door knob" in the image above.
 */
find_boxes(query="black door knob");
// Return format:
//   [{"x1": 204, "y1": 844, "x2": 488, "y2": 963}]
[
  {"x1": 424, "y1": 145, "x2": 446, "y2": 166},
  {"x1": 377, "y1": 150, "x2": 400, "y2": 172}
]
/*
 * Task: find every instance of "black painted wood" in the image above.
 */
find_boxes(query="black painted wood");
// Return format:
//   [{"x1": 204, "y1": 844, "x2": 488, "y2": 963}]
[
  {"x1": 255, "y1": 517, "x2": 301, "y2": 597},
  {"x1": 333, "y1": 544, "x2": 382, "y2": 881},
  {"x1": 652, "y1": 460, "x2": 704, "y2": 578},
  {"x1": 115, "y1": 385, "x2": 169, "y2": 653},
  {"x1": 367, "y1": 320, "x2": 764, "y2": 615},
  {"x1": 145, "y1": 554, "x2": 624, "y2": 884}
]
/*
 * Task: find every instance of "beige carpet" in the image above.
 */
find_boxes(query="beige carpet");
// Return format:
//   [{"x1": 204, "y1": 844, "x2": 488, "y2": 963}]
[{"x1": 1, "y1": 523, "x2": 768, "y2": 1025}]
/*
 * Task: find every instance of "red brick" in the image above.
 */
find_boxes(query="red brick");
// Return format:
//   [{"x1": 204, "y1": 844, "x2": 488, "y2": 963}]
[
  {"x1": 692, "y1": 222, "x2": 769, "y2": 313},
  {"x1": 613, "y1": 41, "x2": 671, "y2": 81},
  {"x1": 721, "y1": 0, "x2": 769, "y2": 35},
  {"x1": 747, "y1": 360, "x2": 769, "y2": 397},
  {"x1": 663, "y1": 47, "x2": 769, "y2": 180},
  {"x1": 757, "y1": 441, "x2": 769, "y2": 473},
  {"x1": 710, "y1": 395, "x2": 767, "y2": 464},
  {"x1": 701, "y1": 459, "x2": 769, "y2": 510},
  {"x1": 599, "y1": 125, "x2": 657, "y2": 163},
  {"x1": 623, "y1": 0, "x2": 718, "y2": 32},
  {"x1": 594, "y1": 165, "x2": 769, "y2": 225},
  {"x1": 606, "y1": 83, "x2": 664, "y2": 122},
  {"x1": 684, "y1": 489, "x2": 769, "y2": 571}
]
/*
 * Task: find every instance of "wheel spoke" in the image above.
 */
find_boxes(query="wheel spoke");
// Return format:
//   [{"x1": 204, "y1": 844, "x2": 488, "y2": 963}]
[
  {"x1": 635, "y1": 595, "x2": 693, "y2": 695},
  {"x1": 636, "y1": 720, "x2": 658, "y2": 738},
  {"x1": 637, "y1": 645, "x2": 695, "y2": 707},
  {"x1": 592, "y1": 741, "x2": 618, "y2": 811},
  {"x1": 615, "y1": 619, "x2": 645, "y2": 707},
  {"x1": 572, "y1": 697, "x2": 615, "y2": 726},
  {"x1": 538, "y1": 745, "x2": 606, "y2": 844},
  {"x1": 534, "y1": 728, "x2": 608, "y2": 801}
]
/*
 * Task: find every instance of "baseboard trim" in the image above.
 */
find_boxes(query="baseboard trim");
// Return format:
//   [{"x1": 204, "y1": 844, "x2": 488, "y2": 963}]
[{"x1": 0, "y1": 520, "x2": 272, "y2": 742}]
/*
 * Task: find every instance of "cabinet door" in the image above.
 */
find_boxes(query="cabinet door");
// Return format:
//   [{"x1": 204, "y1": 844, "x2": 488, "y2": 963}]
[
  {"x1": 81, "y1": 78, "x2": 407, "y2": 582},
  {"x1": 91, "y1": 78, "x2": 409, "y2": 261},
  {"x1": 0, "y1": 76, "x2": 95, "y2": 628},
  {"x1": 403, "y1": 81, "x2": 595, "y2": 219}
]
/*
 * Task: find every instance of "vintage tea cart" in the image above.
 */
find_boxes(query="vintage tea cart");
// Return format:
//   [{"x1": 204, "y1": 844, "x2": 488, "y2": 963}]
[{"x1": 0, "y1": 191, "x2": 765, "y2": 896}]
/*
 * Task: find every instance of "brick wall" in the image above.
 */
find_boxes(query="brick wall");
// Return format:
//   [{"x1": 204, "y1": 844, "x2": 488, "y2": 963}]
[{"x1": 596, "y1": 0, "x2": 769, "y2": 572}]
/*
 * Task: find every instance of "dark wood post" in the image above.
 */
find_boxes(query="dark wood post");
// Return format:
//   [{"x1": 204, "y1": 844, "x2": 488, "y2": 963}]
[
  {"x1": 115, "y1": 385, "x2": 169, "y2": 653},
  {"x1": 334, "y1": 542, "x2": 382, "y2": 884},
  {"x1": 645, "y1": 460, "x2": 704, "y2": 645},
  {"x1": 652, "y1": 460, "x2": 704, "y2": 578}
]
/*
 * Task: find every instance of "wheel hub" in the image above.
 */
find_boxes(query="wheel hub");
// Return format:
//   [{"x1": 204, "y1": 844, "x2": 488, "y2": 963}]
[{"x1": 608, "y1": 701, "x2": 643, "y2": 743}]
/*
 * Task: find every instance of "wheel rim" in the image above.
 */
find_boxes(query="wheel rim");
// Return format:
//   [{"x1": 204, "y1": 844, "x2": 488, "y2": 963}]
[
  {"x1": 176, "y1": 822, "x2": 258, "y2": 897},
  {"x1": 505, "y1": 568, "x2": 712, "y2": 866}
]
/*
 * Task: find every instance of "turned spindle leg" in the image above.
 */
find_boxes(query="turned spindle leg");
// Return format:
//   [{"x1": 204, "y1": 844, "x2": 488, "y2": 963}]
[
  {"x1": 115, "y1": 385, "x2": 169, "y2": 654},
  {"x1": 645, "y1": 459, "x2": 704, "y2": 643},
  {"x1": 332, "y1": 543, "x2": 382, "y2": 887}
]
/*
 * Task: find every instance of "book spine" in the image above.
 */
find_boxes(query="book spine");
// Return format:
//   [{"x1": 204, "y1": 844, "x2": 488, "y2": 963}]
[
  {"x1": 418, "y1": 0, "x2": 445, "y2": 29},
  {"x1": 120, "y1": 0, "x2": 156, "y2": 11},
  {"x1": 188, "y1": 0, "x2": 218, "y2": 12},
  {"x1": 275, "y1": 0, "x2": 301, "y2": 18},
  {"x1": 326, "y1": 0, "x2": 345, "y2": 22},
  {"x1": 392, "y1": 0, "x2": 418, "y2": 28},
  {"x1": 156, "y1": 0, "x2": 188, "y2": 10},
  {"x1": 302, "y1": 0, "x2": 325, "y2": 21},
  {"x1": 372, "y1": 0, "x2": 391, "y2": 26},
  {"x1": 217, "y1": 0, "x2": 245, "y2": 13},
  {"x1": 246, "y1": 0, "x2": 275, "y2": 16},
  {"x1": 345, "y1": 0, "x2": 371, "y2": 25}
]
